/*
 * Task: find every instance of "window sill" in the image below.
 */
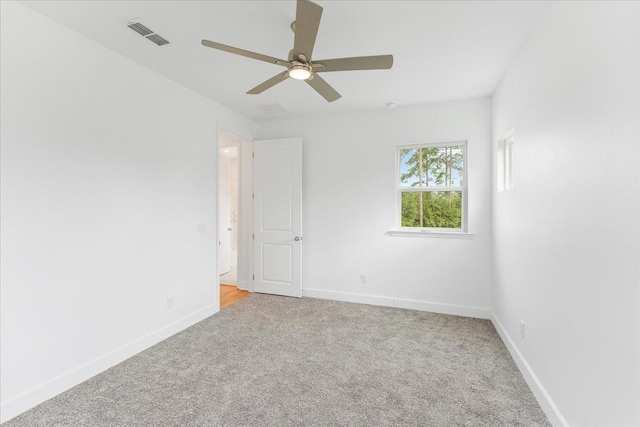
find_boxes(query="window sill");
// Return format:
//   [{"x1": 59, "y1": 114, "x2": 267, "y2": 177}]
[{"x1": 387, "y1": 230, "x2": 475, "y2": 239}]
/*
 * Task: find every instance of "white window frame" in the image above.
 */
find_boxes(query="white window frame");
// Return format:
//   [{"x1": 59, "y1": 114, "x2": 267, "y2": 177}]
[
  {"x1": 394, "y1": 140, "x2": 468, "y2": 234},
  {"x1": 504, "y1": 130, "x2": 515, "y2": 191}
]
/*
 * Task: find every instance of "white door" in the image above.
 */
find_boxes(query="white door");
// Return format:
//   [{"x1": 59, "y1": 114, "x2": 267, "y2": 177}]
[
  {"x1": 219, "y1": 154, "x2": 231, "y2": 275},
  {"x1": 253, "y1": 138, "x2": 302, "y2": 297}
]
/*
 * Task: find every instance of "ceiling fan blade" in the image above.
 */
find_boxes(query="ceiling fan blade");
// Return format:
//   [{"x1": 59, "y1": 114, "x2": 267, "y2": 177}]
[
  {"x1": 293, "y1": 0, "x2": 323, "y2": 59},
  {"x1": 312, "y1": 55, "x2": 394, "y2": 72},
  {"x1": 306, "y1": 74, "x2": 341, "y2": 102},
  {"x1": 247, "y1": 71, "x2": 290, "y2": 95},
  {"x1": 202, "y1": 39, "x2": 288, "y2": 66}
]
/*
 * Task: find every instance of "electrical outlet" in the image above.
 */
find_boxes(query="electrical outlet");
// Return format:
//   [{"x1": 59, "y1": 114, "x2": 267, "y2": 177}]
[
  {"x1": 167, "y1": 297, "x2": 175, "y2": 310},
  {"x1": 360, "y1": 274, "x2": 367, "y2": 284},
  {"x1": 520, "y1": 320, "x2": 525, "y2": 339},
  {"x1": 198, "y1": 223, "x2": 206, "y2": 234}
]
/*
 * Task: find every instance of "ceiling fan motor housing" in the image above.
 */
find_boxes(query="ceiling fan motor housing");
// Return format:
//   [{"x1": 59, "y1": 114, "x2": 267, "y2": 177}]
[{"x1": 288, "y1": 60, "x2": 313, "y2": 80}]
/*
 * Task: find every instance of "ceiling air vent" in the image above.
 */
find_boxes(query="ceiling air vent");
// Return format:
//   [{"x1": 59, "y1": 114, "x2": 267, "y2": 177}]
[
  {"x1": 125, "y1": 20, "x2": 170, "y2": 47},
  {"x1": 255, "y1": 102, "x2": 289, "y2": 116},
  {"x1": 127, "y1": 22, "x2": 153, "y2": 37},
  {"x1": 146, "y1": 34, "x2": 170, "y2": 47}
]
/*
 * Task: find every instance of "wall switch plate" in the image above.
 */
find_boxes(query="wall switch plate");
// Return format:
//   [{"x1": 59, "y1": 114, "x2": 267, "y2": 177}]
[
  {"x1": 360, "y1": 274, "x2": 367, "y2": 284},
  {"x1": 198, "y1": 223, "x2": 206, "y2": 234},
  {"x1": 520, "y1": 320, "x2": 525, "y2": 339},
  {"x1": 167, "y1": 297, "x2": 175, "y2": 310}
]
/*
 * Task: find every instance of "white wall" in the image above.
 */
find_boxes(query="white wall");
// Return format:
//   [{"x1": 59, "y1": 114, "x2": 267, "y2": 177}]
[
  {"x1": 0, "y1": 2, "x2": 256, "y2": 422},
  {"x1": 258, "y1": 98, "x2": 493, "y2": 317},
  {"x1": 491, "y1": 2, "x2": 640, "y2": 426}
]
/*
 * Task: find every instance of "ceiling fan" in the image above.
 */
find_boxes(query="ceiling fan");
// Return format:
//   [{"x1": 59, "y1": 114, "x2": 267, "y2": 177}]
[{"x1": 201, "y1": 0, "x2": 393, "y2": 103}]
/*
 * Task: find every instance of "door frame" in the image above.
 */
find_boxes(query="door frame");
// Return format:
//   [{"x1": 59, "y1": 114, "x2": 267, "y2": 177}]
[
  {"x1": 216, "y1": 127, "x2": 254, "y2": 311},
  {"x1": 218, "y1": 153, "x2": 231, "y2": 275}
]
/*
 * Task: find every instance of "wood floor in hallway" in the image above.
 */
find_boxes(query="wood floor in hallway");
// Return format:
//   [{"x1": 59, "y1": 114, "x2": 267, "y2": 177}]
[{"x1": 220, "y1": 284, "x2": 249, "y2": 309}]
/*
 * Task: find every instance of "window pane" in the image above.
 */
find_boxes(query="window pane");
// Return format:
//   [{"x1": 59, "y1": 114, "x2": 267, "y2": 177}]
[
  {"x1": 401, "y1": 191, "x2": 462, "y2": 229},
  {"x1": 399, "y1": 145, "x2": 464, "y2": 187},
  {"x1": 430, "y1": 146, "x2": 464, "y2": 186},
  {"x1": 399, "y1": 148, "x2": 420, "y2": 186}
]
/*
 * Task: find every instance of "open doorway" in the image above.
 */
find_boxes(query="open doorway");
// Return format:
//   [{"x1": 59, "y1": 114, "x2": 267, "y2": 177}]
[{"x1": 218, "y1": 132, "x2": 249, "y2": 309}]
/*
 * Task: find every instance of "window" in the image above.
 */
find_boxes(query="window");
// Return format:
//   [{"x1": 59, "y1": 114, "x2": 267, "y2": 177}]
[
  {"x1": 504, "y1": 130, "x2": 515, "y2": 190},
  {"x1": 397, "y1": 141, "x2": 467, "y2": 231}
]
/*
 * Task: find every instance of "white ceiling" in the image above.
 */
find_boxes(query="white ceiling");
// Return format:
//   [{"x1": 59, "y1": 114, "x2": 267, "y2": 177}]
[{"x1": 20, "y1": 0, "x2": 548, "y2": 122}]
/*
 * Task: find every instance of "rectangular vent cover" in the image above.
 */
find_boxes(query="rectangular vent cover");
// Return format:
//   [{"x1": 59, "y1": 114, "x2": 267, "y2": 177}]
[
  {"x1": 127, "y1": 22, "x2": 153, "y2": 36},
  {"x1": 146, "y1": 34, "x2": 170, "y2": 46},
  {"x1": 255, "y1": 102, "x2": 289, "y2": 115},
  {"x1": 126, "y1": 20, "x2": 170, "y2": 47}
]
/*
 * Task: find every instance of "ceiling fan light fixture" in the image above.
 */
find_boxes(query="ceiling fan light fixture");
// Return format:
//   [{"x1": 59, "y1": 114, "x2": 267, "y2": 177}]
[
  {"x1": 288, "y1": 64, "x2": 312, "y2": 80},
  {"x1": 201, "y1": 0, "x2": 393, "y2": 102}
]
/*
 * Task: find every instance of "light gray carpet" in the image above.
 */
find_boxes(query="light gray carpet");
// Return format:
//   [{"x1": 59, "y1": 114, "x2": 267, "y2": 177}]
[{"x1": 4, "y1": 295, "x2": 550, "y2": 426}]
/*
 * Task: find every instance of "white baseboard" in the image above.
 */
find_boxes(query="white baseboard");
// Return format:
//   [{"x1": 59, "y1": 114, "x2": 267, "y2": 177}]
[
  {"x1": 0, "y1": 304, "x2": 218, "y2": 424},
  {"x1": 302, "y1": 288, "x2": 490, "y2": 319},
  {"x1": 490, "y1": 313, "x2": 569, "y2": 427}
]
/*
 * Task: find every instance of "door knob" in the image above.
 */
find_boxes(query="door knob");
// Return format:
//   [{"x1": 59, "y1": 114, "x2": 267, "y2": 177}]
[
  {"x1": 294, "y1": 236, "x2": 301, "y2": 241},
  {"x1": 227, "y1": 227, "x2": 232, "y2": 231}
]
